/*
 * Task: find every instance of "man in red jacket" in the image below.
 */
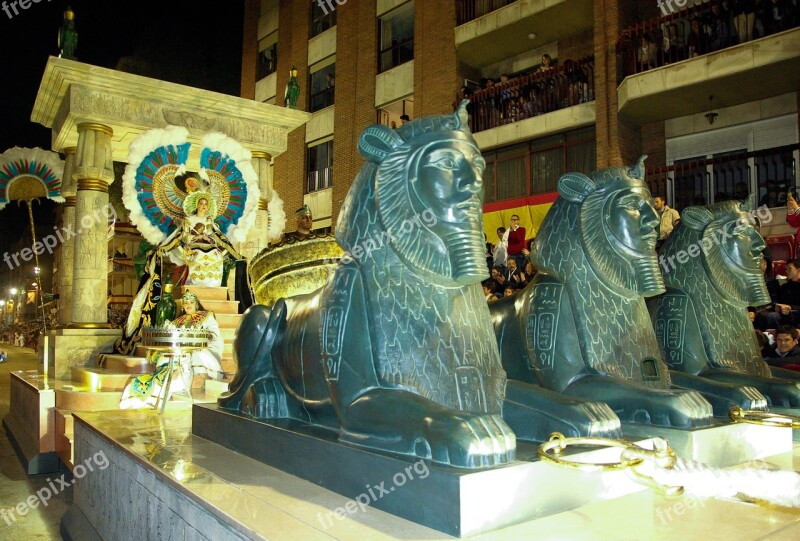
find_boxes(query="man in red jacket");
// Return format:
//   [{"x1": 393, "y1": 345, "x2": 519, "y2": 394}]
[
  {"x1": 507, "y1": 214, "x2": 527, "y2": 269},
  {"x1": 786, "y1": 191, "x2": 800, "y2": 253}
]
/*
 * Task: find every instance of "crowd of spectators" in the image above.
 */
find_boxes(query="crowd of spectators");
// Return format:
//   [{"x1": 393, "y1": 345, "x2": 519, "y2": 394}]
[
  {"x1": 749, "y1": 256, "x2": 800, "y2": 370},
  {"x1": 461, "y1": 55, "x2": 594, "y2": 132},
  {"x1": 482, "y1": 215, "x2": 538, "y2": 302},
  {"x1": 626, "y1": 0, "x2": 798, "y2": 73}
]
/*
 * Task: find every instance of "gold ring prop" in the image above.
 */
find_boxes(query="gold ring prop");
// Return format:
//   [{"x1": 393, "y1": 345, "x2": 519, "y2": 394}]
[
  {"x1": 728, "y1": 406, "x2": 800, "y2": 429},
  {"x1": 537, "y1": 432, "x2": 683, "y2": 496}
]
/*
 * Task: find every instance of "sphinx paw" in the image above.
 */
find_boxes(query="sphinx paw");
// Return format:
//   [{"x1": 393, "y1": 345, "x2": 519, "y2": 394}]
[
  {"x1": 580, "y1": 402, "x2": 622, "y2": 438},
  {"x1": 644, "y1": 390, "x2": 713, "y2": 428},
  {"x1": 423, "y1": 413, "x2": 516, "y2": 468},
  {"x1": 764, "y1": 382, "x2": 800, "y2": 408},
  {"x1": 730, "y1": 386, "x2": 768, "y2": 412}
]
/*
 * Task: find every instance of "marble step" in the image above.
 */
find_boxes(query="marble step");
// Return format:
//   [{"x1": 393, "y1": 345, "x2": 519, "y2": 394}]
[
  {"x1": 55, "y1": 387, "x2": 124, "y2": 411},
  {"x1": 215, "y1": 313, "x2": 242, "y2": 328},
  {"x1": 193, "y1": 299, "x2": 240, "y2": 315},
  {"x1": 175, "y1": 285, "x2": 229, "y2": 300},
  {"x1": 204, "y1": 378, "x2": 231, "y2": 398},
  {"x1": 96, "y1": 354, "x2": 150, "y2": 374},
  {"x1": 55, "y1": 409, "x2": 74, "y2": 470},
  {"x1": 71, "y1": 366, "x2": 135, "y2": 391}
]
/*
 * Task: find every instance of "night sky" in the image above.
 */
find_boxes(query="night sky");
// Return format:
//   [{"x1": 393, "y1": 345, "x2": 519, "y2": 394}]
[{"x1": 0, "y1": 0, "x2": 244, "y2": 287}]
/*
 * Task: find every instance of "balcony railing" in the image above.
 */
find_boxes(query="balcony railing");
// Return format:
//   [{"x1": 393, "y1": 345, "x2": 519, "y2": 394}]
[
  {"x1": 617, "y1": 4, "x2": 799, "y2": 78},
  {"x1": 307, "y1": 166, "x2": 333, "y2": 194},
  {"x1": 645, "y1": 143, "x2": 798, "y2": 212},
  {"x1": 456, "y1": 0, "x2": 518, "y2": 26},
  {"x1": 466, "y1": 57, "x2": 594, "y2": 133}
]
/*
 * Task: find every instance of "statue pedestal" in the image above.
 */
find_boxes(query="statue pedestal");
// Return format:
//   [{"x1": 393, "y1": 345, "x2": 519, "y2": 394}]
[
  {"x1": 193, "y1": 404, "x2": 655, "y2": 537},
  {"x1": 770, "y1": 407, "x2": 800, "y2": 442},
  {"x1": 621, "y1": 420, "x2": 793, "y2": 467},
  {"x1": 41, "y1": 328, "x2": 121, "y2": 380}
]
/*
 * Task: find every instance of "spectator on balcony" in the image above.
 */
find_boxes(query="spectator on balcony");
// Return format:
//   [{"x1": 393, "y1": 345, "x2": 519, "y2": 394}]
[
  {"x1": 763, "y1": 0, "x2": 790, "y2": 35},
  {"x1": 687, "y1": 18, "x2": 708, "y2": 57},
  {"x1": 705, "y1": 2, "x2": 732, "y2": 51},
  {"x1": 539, "y1": 54, "x2": 554, "y2": 72},
  {"x1": 563, "y1": 60, "x2": 589, "y2": 105},
  {"x1": 637, "y1": 34, "x2": 658, "y2": 70},
  {"x1": 731, "y1": 0, "x2": 757, "y2": 43},
  {"x1": 507, "y1": 214, "x2": 528, "y2": 270}
]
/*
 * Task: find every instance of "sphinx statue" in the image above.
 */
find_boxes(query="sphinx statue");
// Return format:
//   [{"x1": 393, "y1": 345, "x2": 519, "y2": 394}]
[
  {"x1": 649, "y1": 199, "x2": 800, "y2": 407},
  {"x1": 490, "y1": 159, "x2": 734, "y2": 427},
  {"x1": 219, "y1": 103, "x2": 620, "y2": 468}
]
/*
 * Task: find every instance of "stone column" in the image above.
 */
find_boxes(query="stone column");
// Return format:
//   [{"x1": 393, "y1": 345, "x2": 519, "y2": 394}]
[
  {"x1": 70, "y1": 123, "x2": 114, "y2": 327},
  {"x1": 241, "y1": 151, "x2": 273, "y2": 261},
  {"x1": 58, "y1": 147, "x2": 77, "y2": 325}
]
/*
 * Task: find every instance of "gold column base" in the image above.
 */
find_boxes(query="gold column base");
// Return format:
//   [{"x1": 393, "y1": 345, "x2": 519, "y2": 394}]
[{"x1": 67, "y1": 322, "x2": 113, "y2": 329}]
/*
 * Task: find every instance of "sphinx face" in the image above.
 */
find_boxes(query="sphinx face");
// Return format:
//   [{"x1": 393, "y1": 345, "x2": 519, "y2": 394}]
[
  {"x1": 604, "y1": 187, "x2": 659, "y2": 255},
  {"x1": 719, "y1": 214, "x2": 766, "y2": 275},
  {"x1": 411, "y1": 140, "x2": 486, "y2": 225}
]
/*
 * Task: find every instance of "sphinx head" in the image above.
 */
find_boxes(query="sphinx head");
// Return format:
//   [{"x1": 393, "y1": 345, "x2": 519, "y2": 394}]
[
  {"x1": 548, "y1": 156, "x2": 664, "y2": 296},
  {"x1": 673, "y1": 197, "x2": 769, "y2": 307},
  {"x1": 338, "y1": 101, "x2": 487, "y2": 286}
]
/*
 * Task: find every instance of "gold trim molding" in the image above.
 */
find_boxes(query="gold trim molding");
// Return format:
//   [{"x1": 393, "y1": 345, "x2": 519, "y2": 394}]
[
  {"x1": 251, "y1": 151, "x2": 272, "y2": 160},
  {"x1": 64, "y1": 196, "x2": 77, "y2": 208},
  {"x1": 67, "y1": 322, "x2": 112, "y2": 329},
  {"x1": 259, "y1": 200, "x2": 269, "y2": 210},
  {"x1": 77, "y1": 179, "x2": 109, "y2": 193}
]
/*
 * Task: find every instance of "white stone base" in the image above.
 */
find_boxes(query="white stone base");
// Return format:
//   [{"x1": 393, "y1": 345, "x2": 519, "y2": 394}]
[{"x1": 40, "y1": 328, "x2": 121, "y2": 380}]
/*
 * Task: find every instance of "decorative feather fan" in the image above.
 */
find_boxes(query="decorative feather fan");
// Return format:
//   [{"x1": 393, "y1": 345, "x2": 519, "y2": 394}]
[
  {"x1": 0, "y1": 147, "x2": 65, "y2": 209},
  {"x1": 123, "y1": 126, "x2": 260, "y2": 245}
]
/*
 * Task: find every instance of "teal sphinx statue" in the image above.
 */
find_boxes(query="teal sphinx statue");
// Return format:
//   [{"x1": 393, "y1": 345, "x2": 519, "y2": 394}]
[
  {"x1": 488, "y1": 158, "x2": 753, "y2": 427},
  {"x1": 649, "y1": 199, "x2": 800, "y2": 406},
  {"x1": 220, "y1": 102, "x2": 621, "y2": 468}
]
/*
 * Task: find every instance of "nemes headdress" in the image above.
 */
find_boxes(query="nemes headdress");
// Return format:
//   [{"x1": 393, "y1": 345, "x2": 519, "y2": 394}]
[{"x1": 182, "y1": 289, "x2": 199, "y2": 305}]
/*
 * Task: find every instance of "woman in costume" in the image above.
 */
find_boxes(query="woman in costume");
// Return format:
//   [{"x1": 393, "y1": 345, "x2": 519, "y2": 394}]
[
  {"x1": 157, "y1": 189, "x2": 241, "y2": 287},
  {"x1": 119, "y1": 290, "x2": 224, "y2": 410}
]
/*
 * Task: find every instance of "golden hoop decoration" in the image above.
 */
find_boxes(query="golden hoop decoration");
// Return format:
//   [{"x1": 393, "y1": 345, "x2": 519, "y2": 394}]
[
  {"x1": 729, "y1": 406, "x2": 800, "y2": 429},
  {"x1": 537, "y1": 432, "x2": 646, "y2": 472},
  {"x1": 538, "y1": 432, "x2": 684, "y2": 495}
]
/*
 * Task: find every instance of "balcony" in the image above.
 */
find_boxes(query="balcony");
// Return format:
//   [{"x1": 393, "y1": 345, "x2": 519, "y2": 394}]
[
  {"x1": 456, "y1": 0, "x2": 592, "y2": 69},
  {"x1": 468, "y1": 58, "x2": 595, "y2": 149},
  {"x1": 617, "y1": 7, "x2": 800, "y2": 124}
]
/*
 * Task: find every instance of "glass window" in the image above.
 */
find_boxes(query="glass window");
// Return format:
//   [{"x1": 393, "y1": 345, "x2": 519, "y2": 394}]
[
  {"x1": 482, "y1": 128, "x2": 595, "y2": 203},
  {"x1": 257, "y1": 42, "x2": 278, "y2": 80},
  {"x1": 309, "y1": 63, "x2": 335, "y2": 113},
  {"x1": 712, "y1": 149, "x2": 749, "y2": 202},
  {"x1": 672, "y1": 156, "x2": 708, "y2": 210},
  {"x1": 311, "y1": 0, "x2": 337, "y2": 37},
  {"x1": 378, "y1": 2, "x2": 414, "y2": 73},
  {"x1": 307, "y1": 140, "x2": 333, "y2": 193},
  {"x1": 756, "y1": 149, "x2": 794, "y2": 208}
]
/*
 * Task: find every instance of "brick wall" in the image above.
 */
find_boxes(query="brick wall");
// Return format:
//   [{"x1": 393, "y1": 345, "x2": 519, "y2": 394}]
[
  {"x1": 641, "y1": 121, "x2": 666, "y2": 169},
  {"x1": 273, "y1": 0, "x2": 310, "y2": 232},
  {"x1": 331, "y1": 0, "x2": 378, "y2": 227},
  {"x1": 559, "y1": 29, "x2": 593, "y2": 62},
  {"x1": 240, "y1": 0, "x2": 259, "y2": 100},
  {"x1": 414, "y1": 1, "x2": 461, "y2": 116}
]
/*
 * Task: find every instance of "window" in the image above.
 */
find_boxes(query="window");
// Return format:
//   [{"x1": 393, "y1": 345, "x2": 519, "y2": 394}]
[
  {"x1": 307, "y1": 140, "x2": 333, "y2": 193},
  {"x1": 756, "y1": 149, "x2": 794, "y2": 208},
  {"x1": 482, "y1": 128, "x2": 596, "y2": 203},
  {"x1": 311, "y1": 0, "x2": 336, "y2": 38},
  {"x1": 257, "y1": 42, "x2": 278, "y2": 79},
  {"x1": 309, "y1": 63, "x2": 335, "y2": 112},
  {"x1": 378, "y1": 2, "x2": 414, "y2": 73}
]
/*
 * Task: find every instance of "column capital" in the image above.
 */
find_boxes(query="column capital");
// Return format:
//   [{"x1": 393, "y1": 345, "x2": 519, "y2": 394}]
[
  {"x1": 77, "y1": 123, "x2": 113, "y2": 137},
  {"x1": 251, "y1": 151, "x2": 272, "y2": 160},
  {"x1": 61, "y1": 146, "x2": 77, "y2": 155}
]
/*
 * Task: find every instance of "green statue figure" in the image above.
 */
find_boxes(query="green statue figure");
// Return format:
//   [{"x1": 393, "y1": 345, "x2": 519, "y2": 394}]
[
  {"x1": 220, "y1": 102, "x2": 621, "y2": 469},
  {"x1": 490, "y1": 158, "x2": 730, "y2": 428},
  {"x1": 649, "y1": 199, "x2": 800, "y2": 406},
  {"x1": 283, "y1": 66, "x2": 300, "y2": 109},
  {"x1": 58, "y1": 6, "x2": 78, "y2": 60}
]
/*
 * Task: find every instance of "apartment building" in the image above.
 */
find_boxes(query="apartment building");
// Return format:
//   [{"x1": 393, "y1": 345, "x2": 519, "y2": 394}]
[{"x1": 241, "y1": 0, "x2": 800, "y2": 249}]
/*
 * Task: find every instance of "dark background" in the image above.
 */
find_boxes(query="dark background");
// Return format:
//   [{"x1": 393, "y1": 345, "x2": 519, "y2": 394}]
[{"x1": 0, "y1": 0, "x2": 245, "y2": 287}]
